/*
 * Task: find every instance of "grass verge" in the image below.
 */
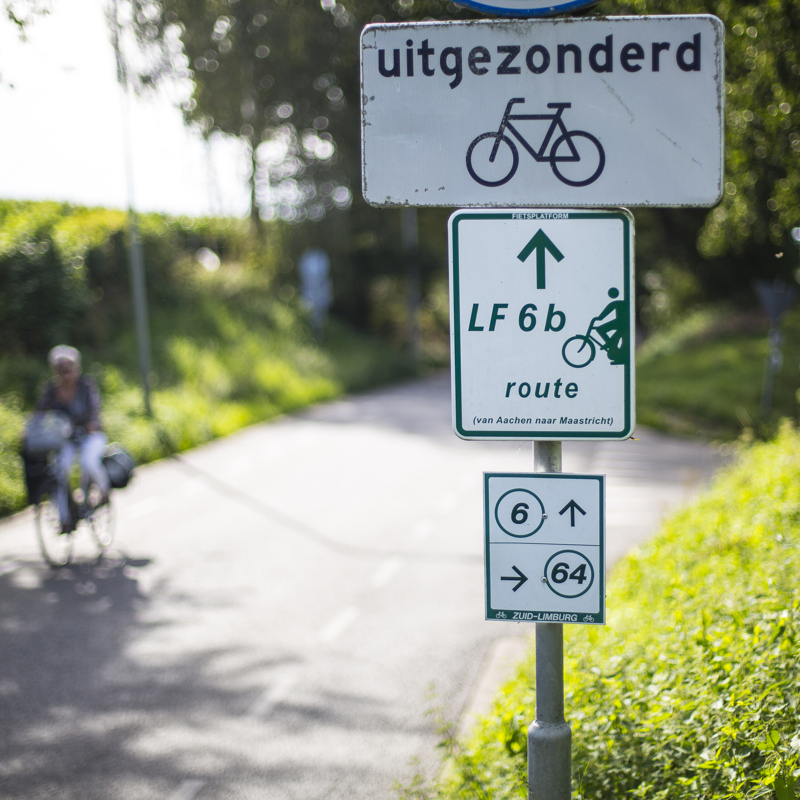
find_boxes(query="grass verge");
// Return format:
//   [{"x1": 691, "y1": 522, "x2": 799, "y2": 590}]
[
  {"x1": 0, "y1": 293, "x2": 418, "y2": 518},
  {"x1": 636, "y1": 307, "x2": 800, "y2": 440},
  {"x1": 402, "y1": 422, "x2": 800, "y2": 800}
]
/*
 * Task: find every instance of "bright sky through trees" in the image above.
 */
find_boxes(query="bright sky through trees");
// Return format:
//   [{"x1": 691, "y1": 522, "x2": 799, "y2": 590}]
[{"x1": 0, "y1": 0, "x2": 250, "y2": 217}]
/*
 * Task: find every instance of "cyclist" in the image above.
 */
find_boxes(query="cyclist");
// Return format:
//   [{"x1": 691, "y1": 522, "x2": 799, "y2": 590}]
[
  {"x1": 35, "y1": 345, "x2": 109, "y2": 533},
  {"x1": 590, "y1": 288, "x2": 627, "y2": 365}
]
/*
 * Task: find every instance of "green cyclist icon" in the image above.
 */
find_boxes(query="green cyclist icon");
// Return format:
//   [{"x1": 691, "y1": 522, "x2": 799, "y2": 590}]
[{"x1": 562, "y1": 288, "x2": 629, "y2": 368}]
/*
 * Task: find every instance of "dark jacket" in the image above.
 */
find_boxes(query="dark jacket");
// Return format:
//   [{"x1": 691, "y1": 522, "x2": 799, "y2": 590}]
[{"x1": 37, "y1": 374, "x2": 102, "y2": 431}]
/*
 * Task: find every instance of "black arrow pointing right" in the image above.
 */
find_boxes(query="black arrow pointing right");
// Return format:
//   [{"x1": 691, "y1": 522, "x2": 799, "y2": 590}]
[{"x1": 501, "y1": 565, "x2": 528, "y2": 592}]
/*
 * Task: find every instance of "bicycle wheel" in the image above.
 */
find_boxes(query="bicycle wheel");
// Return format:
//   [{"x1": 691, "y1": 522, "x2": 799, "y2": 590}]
[
  {"x1": 86, "y1": 484, "x2": 114, "y2": 552},
  {"x1": 549, "y1": 130, "x2": 605, "y2": 187},
  {"x1": 466, "y1": 132, "x2": 519, "y2": 187},
  {"x1": 562, "y1": 335, "x2": 596, "y2": 368},
  {"x1": 35, "y1": 493, "x2": 73, "y2": 567}
]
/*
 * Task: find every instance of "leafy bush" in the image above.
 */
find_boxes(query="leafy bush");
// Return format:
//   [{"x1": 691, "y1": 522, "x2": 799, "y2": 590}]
[
  {"x1": 0, "y1": 395, "x2": 25, "y2": 517},
  {"x1": 636, "y1": 308, "x2": 800, "y2": 439},
  {"x1": 0, "y1": 200, "x2": 258, "y2": 360},
  {"x1": 411, "y1": 424, "x2": 800, "y2": 800},
  {"x1": 0, "y1": 202, "x2": 418, "y2": 518}
]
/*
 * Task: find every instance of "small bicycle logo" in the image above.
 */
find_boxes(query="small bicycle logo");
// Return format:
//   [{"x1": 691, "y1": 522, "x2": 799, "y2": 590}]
[
  {"x1": 495, "y1": 611, "x2": 508, "y2": 619},
  {"x1": 466, "y1": 98, "x2": 605, "y2": 188}
]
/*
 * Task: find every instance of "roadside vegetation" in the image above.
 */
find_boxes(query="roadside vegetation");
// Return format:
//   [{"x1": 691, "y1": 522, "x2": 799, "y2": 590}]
[
  {"x1": 636, "y1": 306, "x2": 800, "y2": 440},
  {"x1": 0, "y1": 201, "x2": 432, "y2": 518},
  {"x1": 399, "y1": 423, "x2": 800, "y2": 800}
]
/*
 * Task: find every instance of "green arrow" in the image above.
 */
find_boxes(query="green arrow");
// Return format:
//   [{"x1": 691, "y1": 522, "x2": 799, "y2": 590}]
[{"x1": 517, "y1": 229, "x2": 565, "y2": 289}]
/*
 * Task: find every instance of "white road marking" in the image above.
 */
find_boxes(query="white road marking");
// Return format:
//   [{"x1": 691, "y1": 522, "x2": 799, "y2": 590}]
[
  {"x1": 247, "y1": 674, "x2": 298, "y2": 719},
  {"x1": 11, "y1": 568, "x2": 41, "y2": 590},
  {"x1": 127, "y1": 497, "x2": 163, "y2": 519},
  {"x1": 167, "y1": 780, "x2": 206, "y2": 800},
  {"x1": 371, "y1": 558, "x2": 403, "y2": 589},
  {"x1": 0, "y1": 561, "x2": 20, "y2": 577},
  {"x1": 319, "y1": 605, "x2": 359, "y2": 643}
]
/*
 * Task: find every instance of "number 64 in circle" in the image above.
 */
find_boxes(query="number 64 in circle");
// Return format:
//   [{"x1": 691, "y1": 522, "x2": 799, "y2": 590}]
[{"x1": 543, "y1": 550, "x2": 595, "y2": 599}]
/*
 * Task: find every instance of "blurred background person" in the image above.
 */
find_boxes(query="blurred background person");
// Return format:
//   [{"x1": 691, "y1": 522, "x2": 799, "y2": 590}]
[{"x1": 36, "y1": 345, "x2": 109, "y2": 532}]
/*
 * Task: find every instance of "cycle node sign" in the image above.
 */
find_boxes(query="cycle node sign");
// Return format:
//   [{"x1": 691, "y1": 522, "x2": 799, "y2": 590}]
[
  {"x1": 449, "y1": 208, "x2": 635, "y2": 440},
  {"x1": 484, "y1": 472, "x2": 605, "y2": 624},
  {"x1": 360, "y1": 16, "x2": 724, "y2": 208}
]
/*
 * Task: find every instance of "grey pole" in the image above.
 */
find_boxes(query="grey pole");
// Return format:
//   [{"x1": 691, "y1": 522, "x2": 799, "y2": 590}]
[
  {"x1": 126, "y1": 212, "x2": 153, "y2": 417},
  {"x1": 529, "y1": 440, "x2": 571, "y2": 800},
  {"x1": 120, "y1": 79, "x2": 153, "y2": 417}
]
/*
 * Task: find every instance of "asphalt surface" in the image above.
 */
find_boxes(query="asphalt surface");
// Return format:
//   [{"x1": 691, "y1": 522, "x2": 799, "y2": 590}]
[{"x1": 0, "y1": 372, "x2": 725, "y2": 800}]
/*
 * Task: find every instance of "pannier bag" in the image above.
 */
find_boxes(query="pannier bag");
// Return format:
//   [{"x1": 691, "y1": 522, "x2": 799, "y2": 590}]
[
  {"x1": 22, "y1": 451, "x2": 51, "y2": 505},
  {"x1": 24, "y1": 411, "x2": 72, "y2": 455},
  {"x1": 103, "y1": 444, "x2": 136, "y2": 489}
]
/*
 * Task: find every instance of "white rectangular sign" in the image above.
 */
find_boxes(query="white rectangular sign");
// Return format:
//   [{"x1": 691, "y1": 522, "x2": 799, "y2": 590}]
[
  {"x1": 485, "y1": 473, "x2": 605, "y2": 624},
  {"x1": 450, "y1": 209, "x2": 635, "y2": 440},
  {"x1": 361, "y1": 16, "x2": 724, "y2": 208}
]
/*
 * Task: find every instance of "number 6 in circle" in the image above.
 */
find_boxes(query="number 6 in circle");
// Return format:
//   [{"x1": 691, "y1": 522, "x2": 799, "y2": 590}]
[{"x1": 495, "y1": 489, "x2": 546, "y2": 537}]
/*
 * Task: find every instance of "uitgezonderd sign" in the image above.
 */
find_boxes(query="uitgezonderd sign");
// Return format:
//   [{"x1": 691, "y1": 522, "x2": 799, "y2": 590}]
[{"x1": 361, "y1": 16, "x2": 724, "y2": 208}]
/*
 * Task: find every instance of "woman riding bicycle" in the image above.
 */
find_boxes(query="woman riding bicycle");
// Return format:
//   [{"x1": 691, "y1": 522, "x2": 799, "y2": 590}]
[{"x1": 36, "y1": 345, "x2": 110, "y2": 533}]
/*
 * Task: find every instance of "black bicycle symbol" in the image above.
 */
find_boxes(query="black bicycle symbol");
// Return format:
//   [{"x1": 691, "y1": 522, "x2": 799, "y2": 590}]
[
  {"x1": 466, "y1": 99, "x2": 605, "y2": 188},
  {"x1": 562, "y1": 325, "x2": 603, "y2": 368},
  {"x1": 562, "y1": 321, "x2": 624, "y2": 368}
]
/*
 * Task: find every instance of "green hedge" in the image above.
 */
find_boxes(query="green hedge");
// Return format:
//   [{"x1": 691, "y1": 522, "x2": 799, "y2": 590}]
[
  {"x1": 411, "y1": 424, "x2": 800, "y2": 800},
  {"x1": 0, "y1": 200, "x2": 263, "y2": 365},
  {"x1": 0, "y1": 201, "x2": 418, "y2": 518}
]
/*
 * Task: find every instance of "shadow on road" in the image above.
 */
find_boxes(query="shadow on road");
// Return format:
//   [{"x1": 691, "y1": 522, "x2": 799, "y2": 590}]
[{"x1": 0, "y1": 551, "x2": 427, "y2": 799}]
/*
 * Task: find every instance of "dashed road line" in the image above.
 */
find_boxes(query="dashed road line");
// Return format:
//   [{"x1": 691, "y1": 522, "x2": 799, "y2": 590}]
[
  {"x1": 248, "y1": 674, "x2": 299, "y2": 719},
  {"x1": 371, "y1": 557, "x2": 403, "y2": 588},
  {"x1": 319, "y1": 605, "x2": 359, "y2": 643},
  {"x1": 167, "y1": 779, "x2": 206, "y2": 800}
]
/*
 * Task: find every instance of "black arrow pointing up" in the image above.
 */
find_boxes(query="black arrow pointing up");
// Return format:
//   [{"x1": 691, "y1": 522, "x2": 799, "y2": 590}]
[
  {"x1": 501, "y1": 565, "x2": 528, "y2": 592},
  {"x1": 559, "y1": 499, "x2": 587, "y2": 527},
  {"x1": 516, "y1": 229, "x2": 565, "y2": 289}
]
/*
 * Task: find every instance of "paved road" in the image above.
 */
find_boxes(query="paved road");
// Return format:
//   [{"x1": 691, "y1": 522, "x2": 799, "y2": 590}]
[{"x1": 0, "y1": 373, "x2": 724, "y2": 800}]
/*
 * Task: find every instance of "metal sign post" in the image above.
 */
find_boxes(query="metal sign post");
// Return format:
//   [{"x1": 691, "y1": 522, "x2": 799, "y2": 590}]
[
  {"x1": 484, "y1": 454, "x2": 605, "y2": 798},
  {"x1": 359, "y1": 10, "x2": 722, "y2": 800},
  {"x1": 531, "y1": 442, "x2": 570, "y2": 800}
]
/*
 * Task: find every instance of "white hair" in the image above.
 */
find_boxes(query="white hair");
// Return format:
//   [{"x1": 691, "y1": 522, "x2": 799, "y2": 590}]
[{"x1": 48, "y1": 345, "x2": 81, "y2": 369}]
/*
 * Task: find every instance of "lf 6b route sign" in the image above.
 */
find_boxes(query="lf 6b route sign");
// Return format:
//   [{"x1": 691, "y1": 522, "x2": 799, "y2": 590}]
[
  {"x1": 450, "y1": 208, "x2": 634, "y2": 440},
  {"x1": 360, "y1": 16, "x2": 724, "y2": 208},
  {"x1": 485, "y1": 473, "x2": 605, "y2": 624}
]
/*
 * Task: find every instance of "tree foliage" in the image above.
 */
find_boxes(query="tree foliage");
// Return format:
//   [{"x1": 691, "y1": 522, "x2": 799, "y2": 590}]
[
  {"x1": 601, "y1": 0, "x2": 800, "y2": 300},
  {"x1": 146, "y1": 0, "x2": 365, "y2": 226},
  {"x1": 124, "y1": 0, "x2": 800, "y2": 322}
]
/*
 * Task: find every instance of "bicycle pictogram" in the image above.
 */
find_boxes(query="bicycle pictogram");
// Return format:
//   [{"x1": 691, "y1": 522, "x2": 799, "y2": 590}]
[
  {"x1": 466, "y1": 98, "x2": 605, "y2": 188},
  {"x1": 562, "y1": 288, "x2": 628, "y2": 368}
]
